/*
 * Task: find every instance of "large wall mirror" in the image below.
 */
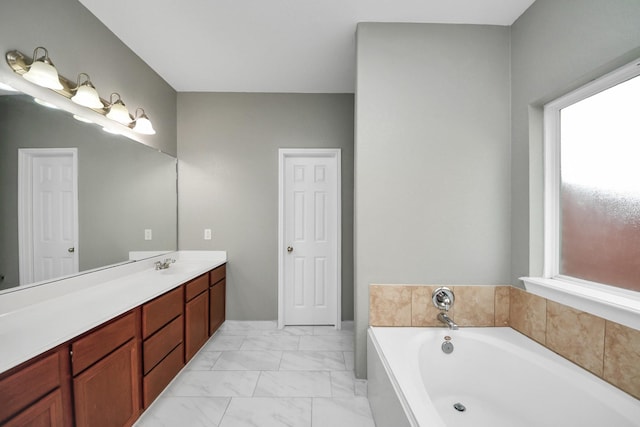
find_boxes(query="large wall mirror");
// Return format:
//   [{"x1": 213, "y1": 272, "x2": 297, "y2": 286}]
[{"x1": 0, "y1": 92, "x2": 177, "y2": 292}]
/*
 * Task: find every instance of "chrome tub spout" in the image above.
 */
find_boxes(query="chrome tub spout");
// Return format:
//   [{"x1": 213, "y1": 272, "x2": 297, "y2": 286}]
[{"x1": 438, "y1": 312, "x2": 459, "y2": 330}]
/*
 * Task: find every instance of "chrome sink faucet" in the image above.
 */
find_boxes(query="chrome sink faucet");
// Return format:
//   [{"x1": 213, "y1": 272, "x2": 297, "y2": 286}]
[{"x1": 154, "y1": 258, "x2": 176, "y2": 270}]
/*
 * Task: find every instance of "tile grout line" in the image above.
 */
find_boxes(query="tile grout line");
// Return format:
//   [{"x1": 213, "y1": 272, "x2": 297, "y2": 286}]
[
  {"x1": 251, "y1": 370, "x2": 262, "y2": 397},
  {"x1": 277, "y1": 350, "x2": 285, "y2": 371},
  {"x1": 602, "y1": 320, "x2": 608, "y2": 378},
  {"x1": 310, "y1": 396, "x2": 314, "y2": 427},
  {"x1": 217, "y1": 396, "x2": 233, "y2": 427}
]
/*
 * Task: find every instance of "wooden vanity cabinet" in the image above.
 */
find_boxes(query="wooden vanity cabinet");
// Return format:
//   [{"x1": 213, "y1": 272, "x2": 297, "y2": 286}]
[
  {"x1": 71, "y1": 310, "x2": 141, "y2": 427},
  {"x1": 141, "y1": 286, "x2": 184, "y2": 408},
  {"x1": 0, "y1": 262, "x2": 227, "y2": 427},
  {"x1": 185, "y1": 274, "x2": 210, "y2": 362},
  {"x1": 0, "y1": 346, "x2": 72, "y2": 427},
  {"x1": 209, "y1": 264, "x2": 226, "y2": 336}
]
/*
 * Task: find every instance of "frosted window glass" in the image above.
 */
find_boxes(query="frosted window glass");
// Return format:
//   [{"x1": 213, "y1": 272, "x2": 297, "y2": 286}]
[{"x1": 560, "y1": 75, "x2": 640, "y2": 291}]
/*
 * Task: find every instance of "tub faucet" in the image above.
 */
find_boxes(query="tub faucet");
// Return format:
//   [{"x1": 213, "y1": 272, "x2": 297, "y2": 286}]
[
  {"x1": 155, "y1": 258, "x2": 176, "y2": 270},
  {"x1": 438, "y1": 312, "x2": 459, "y2": 330}
]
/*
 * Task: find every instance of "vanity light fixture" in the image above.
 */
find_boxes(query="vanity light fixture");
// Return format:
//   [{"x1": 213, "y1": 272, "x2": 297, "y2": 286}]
[
  {"x1": 6, "y1": 47, "x2": 157, "y2": 137},
  {"x1": 22, "y1": 47, "x2": 63, "y2": 90},
  {"x1": 71, "y1": 73, "x2": 103, "y2": 108},
  {"x1": 106, "y1": 93, "x2": 132, "y2": 124},
  {"x1": 132, "y1": 108, "x2": 156, "y2": 135}
]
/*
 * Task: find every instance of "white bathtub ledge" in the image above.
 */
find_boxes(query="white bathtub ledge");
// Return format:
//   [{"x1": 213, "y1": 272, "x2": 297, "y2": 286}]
[
  {"x1": 521, "y1": 276, "x2": 640, "y2": 331},
  {"x1": 369, "y1": 326, "x2": 640, "y2": 427}
]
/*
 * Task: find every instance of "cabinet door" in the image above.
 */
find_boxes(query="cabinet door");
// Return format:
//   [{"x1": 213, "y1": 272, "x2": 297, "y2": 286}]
[
  {"x1": 73, "y1": 340, "x2": 140, "y2": 427},
  {"x1": 0, "y1": 347, "x2": 72, "y2": 427},
  {"x1": 185, "y1": 291, "x2": 209, "y2": 361},
  {"x1": 3, "y1": 389, "x2": 65, "y2": 427},
  {"x1": 209, "y1": 279, "x2": 226, "y2": 336}
]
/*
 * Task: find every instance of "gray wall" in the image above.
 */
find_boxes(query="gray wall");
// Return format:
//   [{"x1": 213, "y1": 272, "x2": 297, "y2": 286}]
[
  {"x1": 177, "y1": 93, "x2": 354, "y2": 321},
  {"x1": 0, "y1": 95, "x2": 177, "y2": 290},
  {"x1": 355, "y1": 23, "x2": 511, "y2": 378},
  {"x1": 0, "y1": 0, "x2": 176, "y2": 155},
  {"x1": 510, "y1": 0, "x2": 640, "y2": 282}
]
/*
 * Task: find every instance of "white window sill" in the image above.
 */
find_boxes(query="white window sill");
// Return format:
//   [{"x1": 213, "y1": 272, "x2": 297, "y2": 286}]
[{"x1": 520, "y1": 277, "x2": 640, "y2": 331}]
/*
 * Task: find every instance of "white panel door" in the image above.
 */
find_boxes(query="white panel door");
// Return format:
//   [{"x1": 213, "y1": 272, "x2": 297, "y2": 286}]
[
  {"x1": 282, "y1": 152, "x2": 339, "y2": 325},
  {"x1": 25, "y1": 151, "x2": 78, "y2": 283}
]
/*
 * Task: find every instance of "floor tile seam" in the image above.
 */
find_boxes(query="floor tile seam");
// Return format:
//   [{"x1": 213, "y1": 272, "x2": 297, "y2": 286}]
[
  {"x1": 328, "y1": 370, "x2": 335, "y2": 398},
  {"x1": 252, "y1": 392, "x2": 333, "y2": 398},
  {"x1": 189, "y1": 368, "x2": 272, "y2": 373},
  {"x1": 253, "y1": 370, "x2": 333, "y2": 399},
  {"x1": 251, "y1": 370, "x2": 263, "y2": 397},
  {"x1": 216, "y1": 397, "x2": 233, "y2": 427},
  {"x1": 276, "y1": 350, "x2": 285, "y2": 370},
  {"x1": 329, "y1": 371, "x2": 356, "y2": 397},
  {"x1": 217, "y1": 349, "x2": 284, "y2": 355},
  {"x1": 212, "y1": 368, "x2": 284, "y2": 372},
  {"x1": 279, "y1": 351, "x2": 346, "y2": 371}
]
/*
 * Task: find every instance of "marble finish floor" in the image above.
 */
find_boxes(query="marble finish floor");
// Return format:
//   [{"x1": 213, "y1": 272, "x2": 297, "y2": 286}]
[{"x1": 135, "y1": 321, "x2": 375, "y2": 427}]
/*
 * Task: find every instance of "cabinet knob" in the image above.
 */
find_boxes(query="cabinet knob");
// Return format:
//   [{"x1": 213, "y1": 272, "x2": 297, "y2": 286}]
[
  {"x1": 68, "y1": 247, "x2": 75, "y2": 253},
  {"x1": 287, "y1": 246, "x2": 293, "y2": 253}
]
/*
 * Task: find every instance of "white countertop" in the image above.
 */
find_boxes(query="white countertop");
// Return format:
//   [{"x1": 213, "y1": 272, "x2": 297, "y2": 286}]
[{"x1": 0, "y1": 251, "x2": 226, "y2": 374}]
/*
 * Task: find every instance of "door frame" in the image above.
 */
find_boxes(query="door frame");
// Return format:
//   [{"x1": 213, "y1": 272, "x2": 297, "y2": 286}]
[
  {"x1": 18, "y1": 148, "x2": 79, "y2": 285},
  {"x1": 277, "y1": 148, "x2": 341, "y2": 329}
]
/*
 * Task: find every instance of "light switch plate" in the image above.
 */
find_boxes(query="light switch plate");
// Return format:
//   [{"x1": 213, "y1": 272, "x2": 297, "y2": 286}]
[
  {"x1": 144, "y1": 229, "x2": 152, "y2": 240},
  {"x1": 204, "y1": 228, "x2": 212, "y2": 240}
]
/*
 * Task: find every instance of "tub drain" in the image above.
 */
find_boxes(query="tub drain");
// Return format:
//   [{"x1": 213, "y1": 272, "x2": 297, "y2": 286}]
[
  {"x1": 453, "y1": 403, "x2": 466, "y2": 412},
  {"x1": 441, "y1": 341, "x2": 454, "y2": 354}
]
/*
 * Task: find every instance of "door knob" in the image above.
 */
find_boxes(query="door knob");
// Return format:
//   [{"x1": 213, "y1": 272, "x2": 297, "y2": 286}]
[
  {"x1": 68, "y1": 247, "x2": 75, "y2": 253},
  {"x1": 287, "y1": 246, "x2": 293, "y2": 253}
]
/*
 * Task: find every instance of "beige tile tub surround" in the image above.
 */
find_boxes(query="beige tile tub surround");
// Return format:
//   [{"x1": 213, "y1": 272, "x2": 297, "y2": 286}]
[
  {"x1": 369, "y1": 285, "x2": 412, "y2": 326},
  {"x1": 546, "y1": 301, "x2": 606, "y2": 376},
  {"x1": 410, "y1": 286, "x2": 443, "y2": 327},
  {"x1": 369, "y1": 284, "x2": 640, "y2": 400},
  {"x1": 453, "y1": 286, "x2": 496, "y2": 327},
  {"x1": 370, "y1": 285, "x2": 510, "y2": 327},
  {"x1": 494, "y1": 286, "x2": 510, "y2": 326},
  {"x1": 509, "y1": 286, "x2": 547, "y2": 344},
  {"x1": 604, "y1": 321, "x2": 640, "y2": 399}
]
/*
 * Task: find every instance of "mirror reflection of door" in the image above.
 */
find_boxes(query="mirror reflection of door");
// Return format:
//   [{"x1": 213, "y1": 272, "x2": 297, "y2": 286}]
[{"x1": 18, "y1": 148, "x2": 79, "y2": 285}]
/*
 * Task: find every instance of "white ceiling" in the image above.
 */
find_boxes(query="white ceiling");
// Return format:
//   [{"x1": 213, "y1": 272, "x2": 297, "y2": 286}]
[{"x1": 79, "y1": 0, "x2": 535, "y2": 93}]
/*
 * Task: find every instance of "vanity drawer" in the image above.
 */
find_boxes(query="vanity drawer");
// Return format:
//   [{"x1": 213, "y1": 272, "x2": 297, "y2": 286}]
[
  {"x1": 185, "y1": 274, "x2": 209, "y2": 301},
  {"x1": 143, "y1": 315, "x2": 183, "y2": 374},
  {"x1": 209, "y1": 264, "x2": 226, "y2": 285},
  {"x1": 72, "y1": 311, "x2": 137, "y2": 375},
  {"x1": 143, "y1": 343, "x2": 184, "y2": 408},
  {"x1": 3, "y1": 388, "x2": 65, "y2": 427},
  {"x1": 142, "y1": 286, "x2": 184, "y2": 339},
  {"x1": 0, "y1": 349, "x2": 65, "y2": 423}
]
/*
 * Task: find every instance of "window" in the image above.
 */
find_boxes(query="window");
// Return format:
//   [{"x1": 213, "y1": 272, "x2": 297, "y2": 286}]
[
  {"x1": 559, "y1": 75, "x2": 640, "y2": 292},
  {"x1": 543, "y1": 59, "x2": 640, "y2": 295}
]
